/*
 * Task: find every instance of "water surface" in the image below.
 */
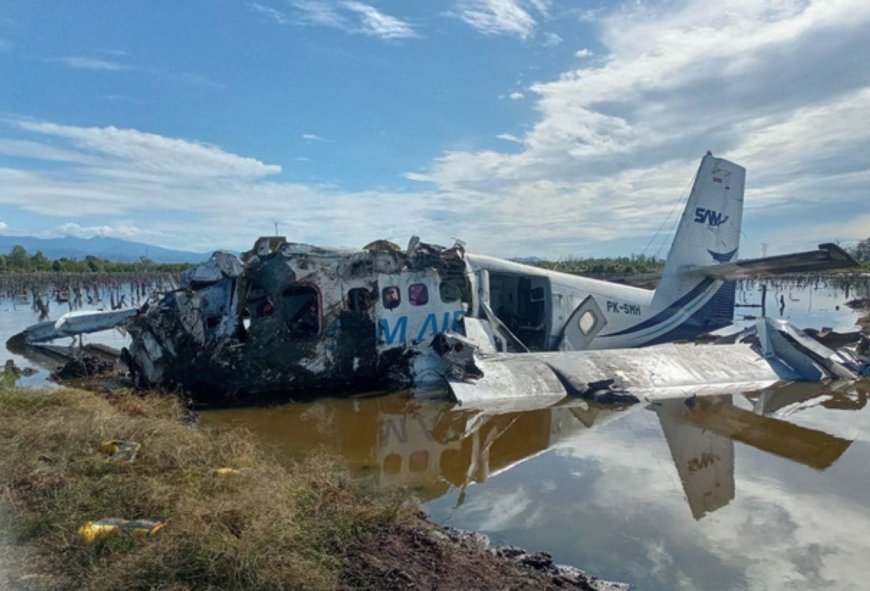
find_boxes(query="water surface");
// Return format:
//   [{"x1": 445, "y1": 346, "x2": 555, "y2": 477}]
[{"x1": 4, "y1": 278, "x2": 870, "y2": 590}]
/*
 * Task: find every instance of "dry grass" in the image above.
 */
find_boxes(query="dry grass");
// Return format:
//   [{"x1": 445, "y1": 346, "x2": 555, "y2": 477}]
[{"x1": 0, "y1": 387, "x2": 409, "y2": 591}]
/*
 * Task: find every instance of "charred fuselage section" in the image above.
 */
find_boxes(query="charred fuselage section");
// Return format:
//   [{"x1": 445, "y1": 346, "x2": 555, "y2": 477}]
[{"x1": 124, "y1": 237, "x2": 469, "y2": 401}]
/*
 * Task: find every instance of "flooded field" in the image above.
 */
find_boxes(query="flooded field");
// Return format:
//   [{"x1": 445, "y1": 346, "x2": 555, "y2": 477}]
[{"x1": 3, "y1": 276, "x2": 870, "y2": 590}]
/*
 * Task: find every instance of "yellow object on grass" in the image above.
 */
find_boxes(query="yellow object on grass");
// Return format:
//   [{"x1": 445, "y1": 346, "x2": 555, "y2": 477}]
[
  {"x1": 98, "y1": 439, "x2": 141, "y2": 462},
  {"x1": 77, "y1": 518, "x2": 164, "y2": 544}
]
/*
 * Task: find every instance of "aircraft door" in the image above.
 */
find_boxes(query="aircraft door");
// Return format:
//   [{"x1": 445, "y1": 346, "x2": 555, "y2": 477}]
[{"x1": 557, "y1": 296, "x2": 607, "y2": 351}]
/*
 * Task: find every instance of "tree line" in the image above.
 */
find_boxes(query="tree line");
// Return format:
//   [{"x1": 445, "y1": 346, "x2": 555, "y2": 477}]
[
  {"x1": 1, "y1": 237, "x2": 867, "y2": 276},
  {"x1": 850, "y1": 238, "x2": 870, "y2": 266},
  {"x1": 530, "y1": 238, "x2": 870, "y2": 276},
  {"x1": 0, "y1": 245, "x2": 191, "y2": 274},
  {"x1": 528, "y1": 253, "x2": 664, "y2": 276}
]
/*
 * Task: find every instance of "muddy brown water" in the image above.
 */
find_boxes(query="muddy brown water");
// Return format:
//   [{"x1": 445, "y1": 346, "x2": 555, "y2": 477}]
[{"x1": 3, "y1": 278, "x2": 870, "y2": 590}]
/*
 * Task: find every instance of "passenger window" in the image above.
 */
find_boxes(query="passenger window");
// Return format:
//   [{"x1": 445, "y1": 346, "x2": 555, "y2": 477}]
[
  {"x1": 382, "y1": 285, "x2": 401, "y2": 309},
  {"x1": 383, "y1": 453, "x2": 401, "y2": 475},
  {"x1": 579, "y1": 311, "x2": 596, "y2": 335},
  {"x1": 284, "y1": 285, "x2": 319, "y2": 336},
  {"x1": 347, "y1": 287, "x2": 371, "y2": 312},
  {"x1": 409, "y1": 450, "x2": 429, "y2": 472},
  {"x1": 408, "y1": 283, "x2": 429, "y2": 306},
  {"x1": 439, "y1": 282, "x2": 461, "y2": 303}
]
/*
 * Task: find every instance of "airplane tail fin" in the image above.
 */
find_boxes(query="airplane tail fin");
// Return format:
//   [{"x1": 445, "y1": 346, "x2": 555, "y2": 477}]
[{"x1": 650, "y1": 153, "x2": 746, "y2": 334}]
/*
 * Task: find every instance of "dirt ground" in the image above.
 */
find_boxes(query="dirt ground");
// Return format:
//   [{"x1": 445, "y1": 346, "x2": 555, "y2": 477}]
[{"x1": 340, "y1": 520, "x2": 627, "y2": 591}]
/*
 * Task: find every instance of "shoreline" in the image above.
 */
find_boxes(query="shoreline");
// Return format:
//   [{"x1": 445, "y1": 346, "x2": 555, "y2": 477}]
[{"x1": 0, "y1": 385, "x2": 627, "y2": 590}]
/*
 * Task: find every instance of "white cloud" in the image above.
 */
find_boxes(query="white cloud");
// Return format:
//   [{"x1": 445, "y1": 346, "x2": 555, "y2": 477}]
[
  {"x1": 55, "y1": 222, "x2": 160, "y2": 240},
  {"x1": 15, "y1": 120, "x2": 280, "y2": 181},
  {"x1": 509, "y1": 91, "x2": 524, "y2": 100},
  {"x1": 454, "y1": 0, "x2": 536, "y2": 38},
  {"x1": 249, "y1": 2, "x2": 291, "y2": 25},
  {"x1": 59, "y1": 56, "x2": 126, "y2": 71},
  {"x1": 527, "y1": 0, "x2": 550, "y2": 18},
  {"x1": 574, "y1": 47, "x2": 592, "y2": 58},
  {"x1": 301, "y1": 133, "x2": 323, "y2": 141},
  {"x1": 460, "y1": 486, "x2": 536, "y2": 531},
  {"x1": 0, "y1": 120, "x2": 461, "y2": 252},
  {"x1": 542, "y1": 32, "x2": 562, "y2": 46},
  {"x1": 343, "y1": 2, "x2": 417, "y2": 39},
  {"x1": 0, "y1": 221, "x2": 7, "y2": 231},
  {"x1": 291, "y1": 0, "x2": 415, "y2": 39},
  {"x1": 496, "y1": 133, "x2": 522, "y2": 143},
  {"x1": 3, "y1": 1, "x2": 870, "y2": 258},
  {"x1": 406, "y1": 0, "x2": 870, "y2": 255},
  {"x1": 293, "y1": 0, "x2": 346, "y2": 27}
]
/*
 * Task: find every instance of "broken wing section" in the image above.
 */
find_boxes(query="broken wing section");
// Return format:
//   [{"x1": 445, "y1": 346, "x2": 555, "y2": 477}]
[
  {"x1": 444, "y1": 318, "x2": 868, "y2": 410},
  {"x1": 682, "y1": 243, "x2": 858, "y2": 281}
]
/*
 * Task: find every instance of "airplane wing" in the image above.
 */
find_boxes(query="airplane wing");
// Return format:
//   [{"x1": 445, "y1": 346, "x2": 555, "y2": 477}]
[{"x1": 683, "y1": 243, "x2": 858, "y2": 280}]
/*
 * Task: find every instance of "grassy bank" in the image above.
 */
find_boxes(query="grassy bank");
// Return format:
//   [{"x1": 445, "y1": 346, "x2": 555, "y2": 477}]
[
  {"x1": 0, "y1": 386, "x2": 620, "y2": 591},
  {"x1": 0, "y1": 386, "x2": 408, "y2": 590}
]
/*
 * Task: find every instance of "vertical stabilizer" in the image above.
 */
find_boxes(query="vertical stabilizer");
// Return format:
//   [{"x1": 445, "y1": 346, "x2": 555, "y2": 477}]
[{"x1": 650, "y1": 153, "x2": 745, "y2": 333}]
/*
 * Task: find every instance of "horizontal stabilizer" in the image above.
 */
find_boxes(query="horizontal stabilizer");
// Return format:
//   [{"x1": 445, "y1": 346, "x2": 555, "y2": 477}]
[{"x1": 683, "y1": 243, "x2": 858, "y2": 280}]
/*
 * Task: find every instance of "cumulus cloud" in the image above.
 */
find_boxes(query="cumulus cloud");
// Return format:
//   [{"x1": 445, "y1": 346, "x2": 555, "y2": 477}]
[
  {"x1": 574, "y1": 47, "x2": 592, "y2": 58},
  {"x1": 509, "y1": 91, "x2": 524, "y2": 101},
  {"x1": 15, "y1": 120, "x2": 280, "y2": 181},
  {"x1": 407, "y1": 0, "x2": 870, "y2": 255},
  {"x1": 0, "y1": 221, "x2": 7, "y2": 231},
  {"x1": 4, "y1": 0, "x2": 870, "y2": 258},
  {"x1": 0, "y1": 119, "x2": 463, "y2": 252},
  {"x1": 301, "y1": 133, "x2": 323, "y2": 141}
]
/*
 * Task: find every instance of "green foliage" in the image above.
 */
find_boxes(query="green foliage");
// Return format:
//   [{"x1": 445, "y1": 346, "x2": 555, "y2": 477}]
[
  {"x1": 0, "y1": 244, "x2": 191, "y2": 274},
  {"x1": 9, "y1": 244, "x2": 30, "y2": 271},
  {"x1": 849, "y1": 238, "x2": 870, "y2": 265},
  {"x1": 526, "y1": 253, "x2": 664, "y2": 276}
]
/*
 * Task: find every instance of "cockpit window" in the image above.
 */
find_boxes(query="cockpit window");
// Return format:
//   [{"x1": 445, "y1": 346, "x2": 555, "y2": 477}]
[
  {"x1": 408, "y1": 283, "x2": 429, "y2": 306},
  {"x1": 382, "y1": 285, "x2": 401, "y2": 309}
]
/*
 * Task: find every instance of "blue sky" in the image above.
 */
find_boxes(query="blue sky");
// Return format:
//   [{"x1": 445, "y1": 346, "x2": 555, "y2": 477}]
[{"x1": 0, "y1": 0, "x2": 868, "y2": 258}]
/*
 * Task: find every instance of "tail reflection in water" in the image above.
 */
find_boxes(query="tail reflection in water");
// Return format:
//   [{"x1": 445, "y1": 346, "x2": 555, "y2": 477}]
[{"x1": 202, "y1": 383, "x2": 863, "y2": 518}]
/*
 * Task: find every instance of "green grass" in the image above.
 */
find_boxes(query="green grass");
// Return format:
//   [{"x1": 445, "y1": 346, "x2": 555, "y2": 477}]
[{"x1": 0, "y1": 387, "x2": 409, "y2": 591}]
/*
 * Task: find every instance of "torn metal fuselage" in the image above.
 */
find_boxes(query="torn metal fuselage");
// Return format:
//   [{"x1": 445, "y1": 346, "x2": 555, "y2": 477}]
[
  {"x1": 124, "y1": 237, "x2": 470, "y2": 399},
  {"x1": 14, "y1": 235, "x2": 867, "y2": 406}
]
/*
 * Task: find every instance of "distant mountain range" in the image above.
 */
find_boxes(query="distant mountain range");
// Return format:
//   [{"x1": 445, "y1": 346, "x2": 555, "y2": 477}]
[{"x1": 0, "y1": 235, "x2": 212, "y2": 264}]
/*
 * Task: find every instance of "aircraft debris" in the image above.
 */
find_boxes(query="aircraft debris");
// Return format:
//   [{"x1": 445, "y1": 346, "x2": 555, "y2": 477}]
[{"x1": 9, "y1": 153, "x2": 864, "y2": 404}]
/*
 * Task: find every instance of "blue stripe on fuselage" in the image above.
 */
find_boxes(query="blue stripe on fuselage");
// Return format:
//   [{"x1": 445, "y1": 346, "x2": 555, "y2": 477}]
[
  {"x1": 601, "y1": 278, "x2": 715, "y2": 338},
  {"x1": 640, "y1": 281, "x2": 735, "y2": 345}
]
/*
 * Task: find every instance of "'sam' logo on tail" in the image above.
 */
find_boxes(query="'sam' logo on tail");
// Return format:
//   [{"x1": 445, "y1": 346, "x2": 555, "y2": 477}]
[{"x1": 694, "y1": 207, "x2": 729, "y2": 227}]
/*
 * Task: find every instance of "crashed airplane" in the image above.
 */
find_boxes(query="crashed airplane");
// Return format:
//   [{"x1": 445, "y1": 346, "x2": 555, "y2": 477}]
[{"x1": 15, "y1": 152, "x2": 867, "y2": 404}]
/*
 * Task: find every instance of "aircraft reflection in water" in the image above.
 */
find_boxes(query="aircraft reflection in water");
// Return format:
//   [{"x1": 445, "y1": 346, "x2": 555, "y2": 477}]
[
  {"x1": 205, "y1": 383, "x2": 864, "y2": 518},
  {"x1": 651, "y1": 387, "x2": 860, "y2": 519}
]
